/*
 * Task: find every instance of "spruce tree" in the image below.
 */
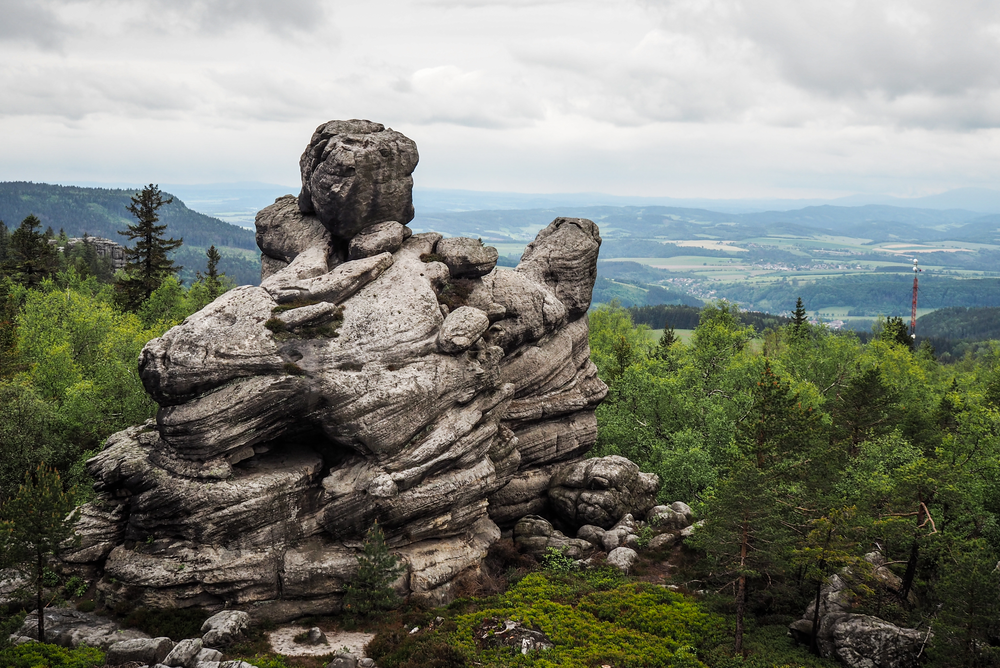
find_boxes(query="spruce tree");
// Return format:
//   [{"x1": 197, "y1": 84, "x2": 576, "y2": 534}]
[
  {"x1": 790, "y1": 297, "x2": 808, "y2": 338},
  {"x1": 342, "y1": 522, "x2": 406, "y2": 618},
  {"x1": 655, "y1": 320, "x2": 678, "y2": 359},
  {"x1": 4, "y1": 214, "x2": 58, "y2": 287},
  {"x1": 116, "y1": 184, "x2": 182, "y2": 311},
  {"x1": 0, "y1": 465, "x2": 80, "y2": 642},
  {"x1": 198, "y1": 245, "x2": 223, "y2": 300}
]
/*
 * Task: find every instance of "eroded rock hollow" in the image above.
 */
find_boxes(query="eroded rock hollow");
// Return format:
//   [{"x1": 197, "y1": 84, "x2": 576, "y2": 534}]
[{"x1": 66, "y1": 120, "x2": 611, "y2": 621}]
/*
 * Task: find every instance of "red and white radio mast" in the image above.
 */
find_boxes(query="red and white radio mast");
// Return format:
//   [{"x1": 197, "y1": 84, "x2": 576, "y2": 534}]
[{"x1": 910, "y1": 258, "x2": 921, "y2": 342}]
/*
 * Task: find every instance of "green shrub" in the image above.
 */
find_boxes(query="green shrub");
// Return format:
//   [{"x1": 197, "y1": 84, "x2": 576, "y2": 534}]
[
  {"x1": 75, "y1": 600, "x2": 96, "y2": 613},
  {"x1": 367, "y1": 623, "x2": 467, "y2": 668},
  {"x1": 540, "y1": 547, "x2": 577, "y2": 574},
  {"x1": 0, "y1": 643, "x2": 104, "y2": 668},
  {"x1": 63, "y1": 576, "x2": 88, "y2": 598},
  {"x1": 343, "y1": 522, "x2": 407, "y2": 619},
  {"x1": 264, "y1": 317, "x2": 287, "y2": 334}
]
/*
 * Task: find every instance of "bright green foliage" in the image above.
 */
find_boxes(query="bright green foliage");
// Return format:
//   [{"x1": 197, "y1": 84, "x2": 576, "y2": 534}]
[
  {"x1": 343, "y1": 522, "x2": 407, "y2": 618},
  {"x1": 589, "y1": 299, "x2": 1000, "y2": 665},
  {"x1": 0, "y1": 465, "x2": 80, "y2": 642},
  {"x1": 0, "y1": 642, "x2": 104, "y2": 668},
  {"x1": 116, "y1": 184, "x2": 183, "y2": 311}
]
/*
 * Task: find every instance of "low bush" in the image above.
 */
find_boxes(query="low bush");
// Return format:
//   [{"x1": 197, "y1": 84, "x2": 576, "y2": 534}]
[
  {"x1": 122, "y1": 607, "x2": 211, "y2": 640},
  {"x1": 0, "y1": 643, "x2": 104, "y2": 668}
]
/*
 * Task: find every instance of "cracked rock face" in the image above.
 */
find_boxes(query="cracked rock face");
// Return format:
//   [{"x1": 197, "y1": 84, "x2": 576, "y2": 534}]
[{"x1": 68, "y1": 120, "x2": 612, "y2": 619}]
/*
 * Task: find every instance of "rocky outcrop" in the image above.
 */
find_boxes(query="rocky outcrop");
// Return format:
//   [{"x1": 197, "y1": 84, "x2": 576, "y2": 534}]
[
  {"x1": 548, "y1": 456, "x2": 659, "y2": 530},
  {"x1": 790, "y1": 560, "x2": 929, "y2": 668},
  {"x1": 10, "y1": 608, "x2": 150, "y2": 649},
  {"x1": 68, "y1": 120, "x2": 612, "y2": 619}
]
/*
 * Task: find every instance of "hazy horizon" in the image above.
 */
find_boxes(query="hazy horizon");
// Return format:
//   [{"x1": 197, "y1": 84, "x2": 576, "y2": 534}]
[{"x1": 4, "y1": 1, "x2": 1000, "y2": 201}]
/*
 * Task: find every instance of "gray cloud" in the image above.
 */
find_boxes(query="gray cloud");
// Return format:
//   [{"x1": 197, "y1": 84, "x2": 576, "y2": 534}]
[{"x1": 0, "y1": 0, "x2": 68, "y2": 48}]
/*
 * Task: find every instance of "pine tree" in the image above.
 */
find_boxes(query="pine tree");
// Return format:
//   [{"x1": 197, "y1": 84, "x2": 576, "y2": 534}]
[
  {"x1": 655, "y1": 320, "x2": 678, "y2": 360},
  {"x1": 0, "y1": 464, "x2": 80, "y2": 642},
  {"x1": 197, "y1": 245, "x2": 224, "y2": 300},
  {"x1": 116, "y1": 184, "x2": 182, "y2": 311},
  {"x1": 342, "y1": 522, "x2": 406, "y2": 618},
  {"x1": 4, "y1": 214, "x2": 59, "y2": 287},
  {"x1": 791, "y1": 297, "x2": 808, "y2": 338}
]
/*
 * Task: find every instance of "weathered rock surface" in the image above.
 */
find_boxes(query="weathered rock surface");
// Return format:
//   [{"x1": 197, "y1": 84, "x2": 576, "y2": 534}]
[
  {"x1": 435, "y1": 237, "x2": 499, "y2": 278},
  {"x1": 299, "y1": 120, "x2": 418, "y2": 239},
  {"x1": 163, "y1": 638, "x2": 203, "y2": 668},
  {"x1": 474, "y1": 618, "x2": 554, "y2": 654},
  {"x1": 513, "y1": 515, "x2": 594, "y2": 560},
  {"x1": 548, "y1": 456, "x2": 659, "y2": 530},
  {"x1": 11, "y1": 608, "x2": 150, "y2": 649},
  {"x1": 202, "y1": 611, "x2": 250, "y2": 648},
  {"x1": 68, "y1": 120, "x2": 617, "y2": 617},
  {"x1": 607, "y1": 547, "x2": 639, "y2": 572},
  {"x1": 105, "y1": 637, "x2": 175, "y2": 665},
  {"x1": 791, "y1": 566, "x2": 929, "y2": 668}
]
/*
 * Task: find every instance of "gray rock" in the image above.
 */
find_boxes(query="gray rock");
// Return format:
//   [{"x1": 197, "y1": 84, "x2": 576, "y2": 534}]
[
  {"x1": 646, "y1": 506, "x2": 690, "y2": 531},
  {"x1": 435, "y1": 237, "x2": 498, "y2": 278},
  {"x1": 196, "y1": 648, "x2": 224, "y2": 664},
  {"x1": 349, "y1": 221, "x2": 408, "y2": 260},
  {"x1": 358, "y1": 659, "x2": 376, "y2": 668},
  {"x1": 304, "y1": 627, "x2": 328, "y2": 645},
  {"x1": 67, "y1": 121, "x2": 622, "y2": 618},
  {"x1": 516, "y1": 217, "x2": 601, "y2": 318},
  {"x1": 680, "y1": 520, "x2": 704, "y2": 538},
  {"x1": 669, "y1": 501, "x2": 693, "y2": 523},
  {"x1": 327, "y1": 652, "x2": 358, "y2": 668},
  {"x1": 648, "y1": 533, "x2": 676, "y2": 550},
  {"x1": 513, "y1": 515, "x2": 594, "y2": 560},
  {"x1": 576, "y1": 524, "x2": 605, "y2": 548},
  {"x1": 163, "y1": 638, "x2": 203, "y2": 668},
  {"x1": 549, "y1": 456, "x2": 659, "y2": 530},
  {"x1": 256, "y1": 195, "x2": 330, "y2": 264},
  {"x1": 13, "y1": 608, "x2": 150, "y2": 650},
  {"x1": 607, "y1": 547, "x2": 639, "y2": 572},
  {"x1": 201, "y1": 610, "x2": 249, "y2": 648},
  {"x1": 820, "y1": 613, "x2": 927, "y2": 668},
  {"x1": 105, "y1": 637, "x2": 175, "y2": 666},
  {"x1": 299, "y1": 120, "x2": 419, "y2": 239},
  {"x1": 438, "y1": 306, "x2": 490, "y2": 353}
]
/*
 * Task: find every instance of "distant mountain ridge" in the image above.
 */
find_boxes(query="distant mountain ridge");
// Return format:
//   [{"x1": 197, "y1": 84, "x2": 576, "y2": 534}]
[
  {"x1": 411, "y1": 203, "x2": 1000, "y2": 245},
  {"x1": 0, "y1": 182, "x2": 258, "y2": 250}
]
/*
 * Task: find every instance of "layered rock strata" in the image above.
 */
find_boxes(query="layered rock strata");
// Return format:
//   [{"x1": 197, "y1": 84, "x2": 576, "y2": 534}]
[{"x1": 66, "y1": 120, "x2": 610, "y2": 620}]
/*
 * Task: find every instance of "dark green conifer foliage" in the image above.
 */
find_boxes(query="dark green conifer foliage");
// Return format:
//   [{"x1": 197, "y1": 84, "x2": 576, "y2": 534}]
[
  {"x1": 791, "y1": 296, "x2": 808, "y2": 338},
  {"x1": 343, "y1": 522, "x2": 406, "y2": 618},
  {"x1": 4, "y1": 215, "x2": 58, "y2": 287},
  {"x1": 0, "y1": 464, "x2": 80, "y2": 642},
  {"x1": 116, "y1": 184, "x2": 182, "y2": 311},
  {"x1": 655, "y1": 320, "x2": 678, "y2": 360},
  {"x1": 197, "y1": 245, "x2": 224, "y2": 301}
]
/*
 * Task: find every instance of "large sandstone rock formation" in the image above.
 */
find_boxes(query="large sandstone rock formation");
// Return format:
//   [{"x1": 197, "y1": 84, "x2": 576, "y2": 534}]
[{"x1": 66, "y1": 120, "x2": 611, "y2": 621}]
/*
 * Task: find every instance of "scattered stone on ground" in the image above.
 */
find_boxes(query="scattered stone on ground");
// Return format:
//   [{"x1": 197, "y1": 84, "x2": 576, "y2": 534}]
[
  {"x1": 473, "y1": 618, "x2": 554, "y2": 655},
  {"x1": 268, "y1": 627, "x2": 373, "y2": 658}
]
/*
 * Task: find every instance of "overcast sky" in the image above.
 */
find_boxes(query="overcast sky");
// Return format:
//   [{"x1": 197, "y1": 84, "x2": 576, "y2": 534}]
[{"x1": 3, "y1": 0, "x2": 1000, "y2": 199}]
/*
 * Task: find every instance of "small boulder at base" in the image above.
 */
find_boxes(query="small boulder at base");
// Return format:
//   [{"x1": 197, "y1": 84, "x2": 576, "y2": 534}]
[
  {"x1": 105, "y1": 637, "x2": 175, "y2": 666},
  {"x1": 305, "y1": 627, "x2": 328, "y2": 645},
  {"x1": 438, "y1": 306, "x2": 491, "y2": 353},
  {"x1": 607, "y1": 547, "x2": 639, "y2": 572},
  {"x1": 513, "y1": 515, "x2": 594, "y2": 559},
  {"x1": 201, "y1": 610, "x2": 250, "y2": 648},
  {"x1": 548, "y1": 456, "x2": 659, "y2": 530},
  {"x1": 648, "y1": 533, "x2": 676, "y2": 550},
  {"x1": 327, "y1": 652, "x2": 358, "y2": 668},
  {"x1": 163, "y1": 637, "x2": 203, "y2": 668}
]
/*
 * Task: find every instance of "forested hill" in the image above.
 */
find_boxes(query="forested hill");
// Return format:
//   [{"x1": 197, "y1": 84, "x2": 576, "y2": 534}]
[
  {"x1": 0, "y1": 182, "x2": 257, "y2": 251},
  {"x1": 917, "y1": 307, "x2": 1000, "y2": 340}
]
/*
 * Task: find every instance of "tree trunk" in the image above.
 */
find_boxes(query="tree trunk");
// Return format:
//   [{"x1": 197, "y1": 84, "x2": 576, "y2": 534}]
[
  {"x1": 810, "y1": 569, "x2": 824, "y2": 654},
  {"x1": 734, "y1": 521, "x2": 749, "y2": 653},
  {"x1": 36, "y1": 550, "x2": 44, "y2": 642},
  {"x1": 900, "y1": 501, "x2": 925, "y2": 602}
]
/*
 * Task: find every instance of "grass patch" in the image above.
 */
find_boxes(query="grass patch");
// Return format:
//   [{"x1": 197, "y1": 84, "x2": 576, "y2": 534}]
[{"x1": 420, "y1": 253, "x2": 445, "y2": 263}]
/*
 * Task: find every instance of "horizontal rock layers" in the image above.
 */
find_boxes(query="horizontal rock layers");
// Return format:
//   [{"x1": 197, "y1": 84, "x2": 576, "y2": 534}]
[{"x1": 68, "y1": 120, "x2": 610, "y2": 619}]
